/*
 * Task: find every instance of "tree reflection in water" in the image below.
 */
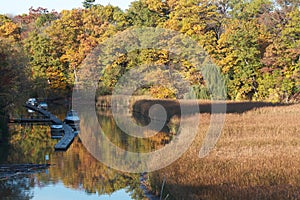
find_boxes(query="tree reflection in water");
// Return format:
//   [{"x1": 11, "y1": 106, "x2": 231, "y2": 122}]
[
  {"x1": 0, "y1": 176, "x2": 33, "y2": 200},
  {"x1": 94, "y1": 107, "x2": 177, "y2": 153},
  {"x1": 2, "y1": 113, "x2": 161, "y2": 199},
  {"x1": 78, "y1": 106, "x2": 180, "y2": 173}
]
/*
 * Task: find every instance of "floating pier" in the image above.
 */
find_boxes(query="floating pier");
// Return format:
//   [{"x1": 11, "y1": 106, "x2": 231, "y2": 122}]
[
  {"x1": 10, "y1": 103, "x2": 77, "y2": 151},
  {"x1": 24, "y1": 104, "x2": 62, "y2": 124},
  {"x1": 54, "y1": 124, "x2": 75, "y2": 151},
  {"x1": 9, "y1": 115, "x2": 52, "y2": 123}
]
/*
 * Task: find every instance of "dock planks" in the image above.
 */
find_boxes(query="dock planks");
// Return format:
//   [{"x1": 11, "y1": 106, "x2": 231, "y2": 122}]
[
  {"x1": 9, "y1": 117, "x2": 52, "y2": 123},
  {"x1": 21, "y1": 103, "x2": 76, "y2": 151},
  {"x1": 54, "y1": 124, "x2": 75, "y2": 151},
  {"x1": 24, "y1": 104, "x2": 62, "y2": 124}
]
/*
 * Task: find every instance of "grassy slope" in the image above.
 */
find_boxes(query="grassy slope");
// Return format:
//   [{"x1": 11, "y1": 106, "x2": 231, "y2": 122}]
[{"x1": 150, "y1": 103, "x2": 300, "y2": 200}]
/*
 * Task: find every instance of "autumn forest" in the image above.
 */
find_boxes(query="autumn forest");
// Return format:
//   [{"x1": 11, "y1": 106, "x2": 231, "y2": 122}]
[{"x1": 1, "y1": 0, "x2": 300, "y2": 110}]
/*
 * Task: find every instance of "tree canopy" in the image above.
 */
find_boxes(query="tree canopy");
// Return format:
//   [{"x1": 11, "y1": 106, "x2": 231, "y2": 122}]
[{"x1": 0, "y1": 0, "x2": 299, "y2": 104}]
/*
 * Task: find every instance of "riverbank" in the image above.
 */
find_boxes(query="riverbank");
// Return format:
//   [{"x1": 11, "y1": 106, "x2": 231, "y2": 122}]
[
  {"x1": 96, "y1": 95, "x2": 288, "y2": 115},
  {"x1": 149, "y1": 103, "x2": 300, "y2": 199}
]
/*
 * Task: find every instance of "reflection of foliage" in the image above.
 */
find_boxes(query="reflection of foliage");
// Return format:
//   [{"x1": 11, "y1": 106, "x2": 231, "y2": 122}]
[
  {"x1": 49, "y1": 138, "x2": 145, "y2": 199},
  {"x1": 8, "y1": 125, "x2": 55, "y2": 164},
  {"x1": 6, "y1": 122, "x2": 147, "y2": 199},
  {"x1": 0, "y1": 176, "x2": 33, "y2": 200},
  {"x1": 95, "y1": 110, "x2": 175, "y2": 153}
]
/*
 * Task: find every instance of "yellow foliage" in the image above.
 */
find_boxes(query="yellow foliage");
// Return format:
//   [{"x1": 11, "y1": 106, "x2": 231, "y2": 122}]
[
  {"x1": 149, "y1": 85, "x2": 176, "y2": 99},
  {"x1": 0, "y1": 22, "x2": 20, "y2": 41}
]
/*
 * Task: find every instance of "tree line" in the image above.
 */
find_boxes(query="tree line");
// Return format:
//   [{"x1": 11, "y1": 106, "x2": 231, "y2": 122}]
[{"x1": 0, "y1": 0, "x2": 299, "y2": 108}]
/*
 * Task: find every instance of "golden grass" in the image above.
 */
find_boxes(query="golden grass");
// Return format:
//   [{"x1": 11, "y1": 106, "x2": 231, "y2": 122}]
[{"x1": 150, "y1": 103, "x2": 300, "y2": 200}]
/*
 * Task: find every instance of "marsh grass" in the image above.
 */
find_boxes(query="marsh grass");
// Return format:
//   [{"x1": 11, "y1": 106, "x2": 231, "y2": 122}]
[{"x1": 150, "y1": 103, "x2": 300, "y2": 200}]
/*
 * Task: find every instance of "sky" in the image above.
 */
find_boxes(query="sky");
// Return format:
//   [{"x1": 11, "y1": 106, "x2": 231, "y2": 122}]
[
  {"x1": 32, "y1": 182, "x2": 132, "y2": 200},
  {"x1": 0, "y1": 0, "x2": 133, "y2": 15}
]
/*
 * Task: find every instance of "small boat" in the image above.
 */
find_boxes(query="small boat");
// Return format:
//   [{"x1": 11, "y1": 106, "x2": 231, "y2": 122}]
[
  {"x1": 50, "y1": 124, "x2": 64, "y2": 139},
  {"x1": 64, "y1": 110, "x2": 80, "y2": 132},
  {"x1": 38, "y1": 102, "x2": 48, "y2": 110},
  {"x1": 26, "y1": 98, "x2": 37, "y2": 113},
  {"x1": 26, "y1": 98, "x2": 38, "y2": 106}
]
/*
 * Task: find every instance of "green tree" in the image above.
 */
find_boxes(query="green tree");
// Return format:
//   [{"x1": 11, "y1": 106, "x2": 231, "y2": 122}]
[
  {"x1": 227, "y1": 0, "x2": 273, "y2": 19},
  {"x1": 260, "y1": 8, "x2": 300, "y2": 101},
  {"x1": 82, "y1": 0, "x2": 96, "y2": 9},
  {"x1": 0, "y1": 15, "x2": 28, "y2": 109},
  {"x1": 126, "y1": 0, "x2": 166, "y2": 27},
  {"x1": 25, "y1": 31, "x2": 68, "y2": 94},
  {"x1": 44, "y1": 6, "x2": 126, "y2": 91},
  {"x1": 216, "y1": 19, "x2": 269, "y2": 100}
]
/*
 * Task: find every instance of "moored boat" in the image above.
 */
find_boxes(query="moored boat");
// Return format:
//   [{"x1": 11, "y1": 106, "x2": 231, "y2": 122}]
[
  {"x1": 64, "y1": 110, "x2": 80, "y2": 132},
  {"x1": 26, "y1": 98, "x2": 37, "y2": 113},
  {"x1": 38, "y1": 102, "x2": 48, "y2": 110}
]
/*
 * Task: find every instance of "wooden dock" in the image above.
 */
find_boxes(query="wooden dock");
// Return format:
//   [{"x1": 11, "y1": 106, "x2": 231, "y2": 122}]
[
  {"x1": 24, "y1": 104, "x2": 62, "y2": 124},
  {"x1": 10, "y1": 103, "x2": 77, "y2": 151},
  {"x1": 54, "y1": 124, "x2": 75, "y2": 151},
  {"x1": 9, "y1": 116, "x2": 52, "y2": 123}
]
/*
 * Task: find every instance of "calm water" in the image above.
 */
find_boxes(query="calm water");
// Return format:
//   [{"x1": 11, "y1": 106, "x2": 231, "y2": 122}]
[{"x1": 0, "y1": 103, "x2": 173, "y2": 200}]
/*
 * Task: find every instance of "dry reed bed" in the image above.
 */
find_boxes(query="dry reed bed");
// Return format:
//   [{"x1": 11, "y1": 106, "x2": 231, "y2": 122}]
[{"x1": 150, "y1": 103, "x2": 300, "y2": 200}]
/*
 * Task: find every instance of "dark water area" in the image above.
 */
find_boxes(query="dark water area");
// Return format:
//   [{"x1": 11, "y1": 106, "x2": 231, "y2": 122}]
[{"x1": 0, "y1": 103, "x2": 169, "y2": 200}]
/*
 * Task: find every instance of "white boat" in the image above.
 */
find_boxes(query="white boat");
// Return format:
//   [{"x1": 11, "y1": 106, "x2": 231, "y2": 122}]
[
  {"x1": 38, "y1": 102, "x2": 48, "y2": 110},
  {"x1": 26, "y1": 98, "x2": 38, "y2": 113},
  {"x1": 64, "y1": 110, "x2": 80, "y2": 132},
  {"x1": 26, "y1": 98, "x2": 38, "y2": 105}
]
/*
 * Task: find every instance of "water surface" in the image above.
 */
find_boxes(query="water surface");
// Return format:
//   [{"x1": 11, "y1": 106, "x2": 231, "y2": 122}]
[{"x1": 0, "y1": 104, "x2": 167, "y2": 199}]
